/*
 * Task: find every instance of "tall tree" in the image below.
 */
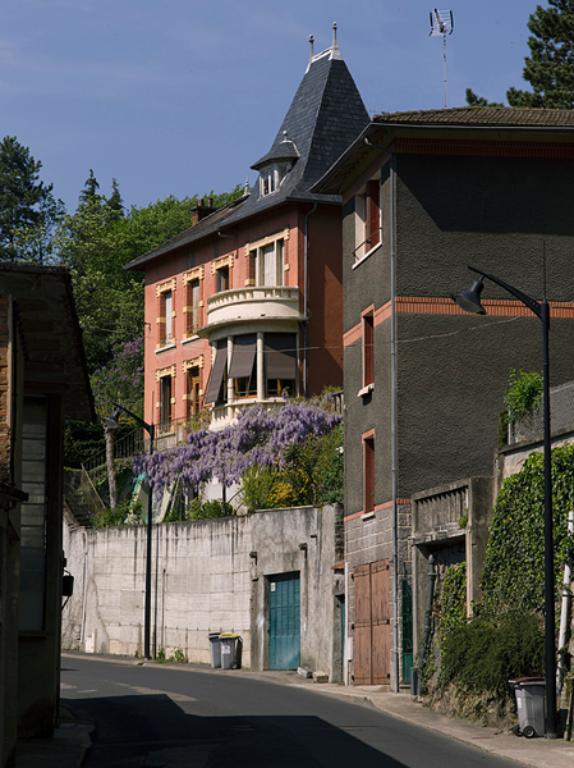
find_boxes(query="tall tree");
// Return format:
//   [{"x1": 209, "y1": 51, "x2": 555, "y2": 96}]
[
  {"x1": 467, "y1": 0, "x2": 574, "y2": 108},
  {"x1": 0, "y1": 136, "x2": 63, "y2": 262}
]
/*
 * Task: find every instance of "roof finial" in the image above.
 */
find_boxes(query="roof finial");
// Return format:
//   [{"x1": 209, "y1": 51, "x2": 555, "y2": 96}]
[
  {"x1": 244, "y1": 178, "x2": 250, "y2": 196},
  {"x1": 332, "y1": 22, "x2": 338, "y2": 51},
  {"x1": 309, "y1": 34, "x2": 315, "y2": 62}
]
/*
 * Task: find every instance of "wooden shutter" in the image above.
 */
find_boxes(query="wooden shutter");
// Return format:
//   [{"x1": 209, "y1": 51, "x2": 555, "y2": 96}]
[
  {"x1": 363, "y1": 312, "x2": 374, "y2": 386},
  {"x1": 364, "y1": 436, "x2": 375, "y2": 513},
  {"x1": 366, "y1": 180, "x2": 380, "y2": 248}
]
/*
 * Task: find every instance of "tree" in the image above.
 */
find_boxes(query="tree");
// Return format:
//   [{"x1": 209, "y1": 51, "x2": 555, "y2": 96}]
[
  {"x1": 0, "y1": 136, "x2": 63, "y2": 262},
  {"x1": 466, "y1": 0, "x2": 574, "y2": 108}
]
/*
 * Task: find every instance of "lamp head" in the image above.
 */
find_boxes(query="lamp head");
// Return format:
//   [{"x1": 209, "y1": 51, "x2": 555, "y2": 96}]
[
  {"x1": 453, "y1": 276, "x2": 486, "y2": 315},
  {"x1": 103, "y1": 406, "x2": 122, "y2": 431}
]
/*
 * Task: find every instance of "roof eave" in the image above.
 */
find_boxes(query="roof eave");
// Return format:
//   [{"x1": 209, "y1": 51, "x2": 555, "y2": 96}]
[{"x1": 313, "y1": 120, "x2": 574, "y2": 195}]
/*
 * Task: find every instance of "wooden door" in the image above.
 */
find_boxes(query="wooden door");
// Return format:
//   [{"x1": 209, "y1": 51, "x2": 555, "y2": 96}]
[{"x1": 353, "y1": 560, "x2": 391, "y2": 685}]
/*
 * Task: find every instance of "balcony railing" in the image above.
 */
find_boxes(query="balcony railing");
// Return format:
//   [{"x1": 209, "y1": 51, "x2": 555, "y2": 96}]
[{"x1": 205, "y1": 285, "x2": 302, "y2": 330}]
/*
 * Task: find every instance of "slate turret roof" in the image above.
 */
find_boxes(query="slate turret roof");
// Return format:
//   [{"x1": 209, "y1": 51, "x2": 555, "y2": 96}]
[{"x1": 127, "y1": 47, "x2": 369, "y2": 270}]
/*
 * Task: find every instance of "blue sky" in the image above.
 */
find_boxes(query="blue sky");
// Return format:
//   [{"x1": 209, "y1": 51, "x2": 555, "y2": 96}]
[{"x1": 1, "y1": 0, "x2": 534, "y2": 211}]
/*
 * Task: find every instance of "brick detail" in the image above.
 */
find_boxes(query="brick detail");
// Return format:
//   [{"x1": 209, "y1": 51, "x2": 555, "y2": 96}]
[
  {"x1": 393, "y1": 138, "x2": 574, "y2": 160},
  {"x1": 155, "y1": 365, "x2": 176, "y2": 382},
  {"x1": 182, "y1": 266, "x2": 205, "y2": 283},
  {"x1": 211, "y1": 253, "x2": 234, "y2": 274},
  {"x1": 155, "y1": 278, "x2": 176, "y2": 297}
]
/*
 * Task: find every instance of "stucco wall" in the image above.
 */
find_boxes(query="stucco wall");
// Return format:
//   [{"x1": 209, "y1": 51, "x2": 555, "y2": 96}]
[{"x1": 62, "y1": 504, "x2": 344, "y2": 680}]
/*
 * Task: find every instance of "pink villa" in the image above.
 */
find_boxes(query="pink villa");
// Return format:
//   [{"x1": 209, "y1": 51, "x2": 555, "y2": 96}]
[{"x1": 127, "y1": 34, "x2": 368, "y2": 438}]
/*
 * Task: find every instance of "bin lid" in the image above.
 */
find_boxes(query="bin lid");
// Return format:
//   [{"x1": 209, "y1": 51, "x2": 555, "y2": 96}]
[
  {"x1": 509, "y1": 677, "x2": 545, "y2": 686},
  {"x1": 219, "y1": 633, "x2": 240, "y2": 638}
]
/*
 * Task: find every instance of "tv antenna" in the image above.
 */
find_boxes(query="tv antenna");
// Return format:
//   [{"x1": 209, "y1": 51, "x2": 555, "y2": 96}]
[{"x1": 429, "y1": 9, "x2": 454, "y2": 108}]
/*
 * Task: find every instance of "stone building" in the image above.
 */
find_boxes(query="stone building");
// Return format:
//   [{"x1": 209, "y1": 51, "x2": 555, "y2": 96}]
[
  {"x1": 315, "y1": 107, "x2": 574, "y2": 689},
  {"x1": 0, "y1": 265, "x2": 93, "y2": 766}
]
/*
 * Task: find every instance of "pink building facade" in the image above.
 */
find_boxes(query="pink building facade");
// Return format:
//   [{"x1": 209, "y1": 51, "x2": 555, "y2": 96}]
[{"x1": 128, "y1": 41, "x2": 369, "y2": 439}]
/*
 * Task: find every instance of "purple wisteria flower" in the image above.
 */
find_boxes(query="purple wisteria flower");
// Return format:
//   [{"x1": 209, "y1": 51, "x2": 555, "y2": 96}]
[{"x1": 135, "y1": 403, "x2": 340, "y2": 495}]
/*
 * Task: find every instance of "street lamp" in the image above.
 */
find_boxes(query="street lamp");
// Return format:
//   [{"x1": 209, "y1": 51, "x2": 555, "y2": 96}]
[
  {"x1": 105, "y1": 402, "x2": 155, "y2": 660},
  {"x1": 453, "y1": 265, "x2": 557, "y2": 738}
]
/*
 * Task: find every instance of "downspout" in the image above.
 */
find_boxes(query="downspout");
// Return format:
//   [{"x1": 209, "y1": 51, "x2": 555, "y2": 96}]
[
  {"x1": 557, "y1": 509, "x2": 574, "y2": 693},
  {"x1": 302, "y1": 203, "x2": 318, "y2": 397},
  {"x1": 390, "y1": 156, "x2": 400, "y2": 692}
]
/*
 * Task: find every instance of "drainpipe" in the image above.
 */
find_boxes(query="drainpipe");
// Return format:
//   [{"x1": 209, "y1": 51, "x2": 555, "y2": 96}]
[
  {"x1": 557, "y1": 510, "x2": 574, "y2": 693},
  {"x1": 389, "y1": 156, "x2": 400, "y2": 692},
  {"x1": 302, "y1": 203, "x2": 318, "y2": 397}
]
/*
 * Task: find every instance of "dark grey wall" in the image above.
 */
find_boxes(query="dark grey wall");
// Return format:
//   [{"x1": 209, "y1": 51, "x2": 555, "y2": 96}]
[
  {"x1": 343, "y1": 149, "x2": 574, "y2": 517},
  {"x1": 395, "y1": 154, "x2": 574, "y2": 301}
]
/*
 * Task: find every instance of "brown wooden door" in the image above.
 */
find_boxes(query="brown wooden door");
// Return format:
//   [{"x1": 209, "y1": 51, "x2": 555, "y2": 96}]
[{"x1": 353, "y1": 560, "x2": 391, "y2": 685}]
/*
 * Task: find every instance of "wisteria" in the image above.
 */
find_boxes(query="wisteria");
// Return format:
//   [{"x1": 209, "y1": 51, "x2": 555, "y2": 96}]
[{"x1": 134, "y1": 403, "x2": 341, "y2": 495}]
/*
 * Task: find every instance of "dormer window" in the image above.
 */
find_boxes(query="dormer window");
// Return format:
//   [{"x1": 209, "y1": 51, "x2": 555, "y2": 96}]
[
  {"x1": 252, "y1": 134, "x2": 299, "y2": 199},
  {"x1": 259, "y1": 162, "x2": 291, "y2": 197}
]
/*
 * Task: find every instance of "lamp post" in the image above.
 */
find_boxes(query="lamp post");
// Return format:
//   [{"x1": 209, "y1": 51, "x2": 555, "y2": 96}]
[
  {"x1": 453, "y1": 266, "x2": 556, "y2": 738},
  {"x1": 106, "y1": 402, "x2": 155, "y2": 660}
]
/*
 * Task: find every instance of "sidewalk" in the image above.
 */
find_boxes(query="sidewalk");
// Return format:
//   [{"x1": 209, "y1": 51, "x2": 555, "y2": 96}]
[
  {"x1": 15, "y1": 704, "x2": 93, "y2": 768},
  {"x1": 281, "y1": 674, "x2": 574, "y2": 768}
]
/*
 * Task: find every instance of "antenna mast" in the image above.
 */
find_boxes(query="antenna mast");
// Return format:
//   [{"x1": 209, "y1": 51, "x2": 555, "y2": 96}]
[{"x1": 429, "y1": 8, "x2": 454, "y2": 108}]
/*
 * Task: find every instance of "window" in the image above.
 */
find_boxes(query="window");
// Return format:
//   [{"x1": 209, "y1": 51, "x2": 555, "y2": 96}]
[
  {"x1": 204, "y1": 340, "x2": 227, "y2": 405},
  {"x1": 159, "y1": 289, "x2": 174, "y2": 346},
  {"x1": 229, "y1": 334, "x2": 257, "y2": 399},
  {"x1": 186, "y1": 278, "x2": 201, "y2": 335},
  {"x1": 159, "y1": 375, "x2": 173, "y2": 433},
  {"x1": 259, "y1": 163, "x2": 289, "y2": 197},
  {"x1": 363, "y1": 433, "x2": 375, "y2": 514},
  {"x1": 354, "y1": 177, "x2": 381, "y2": 261},
  {"x1": 249, "y1": 239, "x2": 284, "y2": 288},
  {"x1": 362, "y1": 310, "x2": 374, "y2": 388},
  {"x1": 265, "y1": 332, "x2": 296, "y2": 397},
  {"x1": 216, "y1": 265, "x2": 230, "y2": 293},
  {"x1": 186, "y1": 366, "x2": 201, "y2": 419}
]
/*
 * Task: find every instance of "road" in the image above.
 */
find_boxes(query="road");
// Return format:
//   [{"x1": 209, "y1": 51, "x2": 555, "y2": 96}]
[{"x1": 61, "y1": 655, "x2": 517, "y2": 767}]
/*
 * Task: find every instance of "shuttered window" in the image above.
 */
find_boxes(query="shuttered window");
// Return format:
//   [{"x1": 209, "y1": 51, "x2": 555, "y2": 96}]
[
  {"x1": 186, "y1": 279, "x2": 201, "y2": 335},
  {"x1": 363, "y1": 435, "x2": 375, "y2": 514},
  {"x1": 204, "y1": 341, "x2": 227, "y2": 405},
  {"x1": 363, "y1": 311, "x2": 374, "y2": 387},
  {"x1": 366, "y1": 180, "x2": 381, "y2": 249}
]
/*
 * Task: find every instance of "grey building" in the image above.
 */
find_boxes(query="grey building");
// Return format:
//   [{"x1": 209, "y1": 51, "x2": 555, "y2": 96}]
[{"x1": 315, "y1": 107, "x2": 574, "y2": 689}]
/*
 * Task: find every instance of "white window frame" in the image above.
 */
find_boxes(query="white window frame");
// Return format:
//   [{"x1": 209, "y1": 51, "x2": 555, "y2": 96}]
[{"x1": 353, "y1": 175, "x2": 382, "y2": 267}]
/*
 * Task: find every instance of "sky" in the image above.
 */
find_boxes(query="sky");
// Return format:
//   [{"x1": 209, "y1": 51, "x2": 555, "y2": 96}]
[{"x1": 1, "y1": 0, "x2": 534, "y2": 212}]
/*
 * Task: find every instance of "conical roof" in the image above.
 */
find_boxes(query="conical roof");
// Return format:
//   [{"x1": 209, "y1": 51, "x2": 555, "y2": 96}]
[{"x1": 127, "y1": 46, "x2": 369, "y2": 269}]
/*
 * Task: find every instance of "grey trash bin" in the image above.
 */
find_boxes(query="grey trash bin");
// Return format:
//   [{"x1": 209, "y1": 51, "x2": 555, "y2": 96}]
[
  {"x1": 510, "y1": 677, "x2": 546, "y2": 738},
  {"x1": 208, "y1": 632, "x2": 221, "y2": 668},
  {"x1": 219, "y1": 633, "x2": 242, "y2": 670}
]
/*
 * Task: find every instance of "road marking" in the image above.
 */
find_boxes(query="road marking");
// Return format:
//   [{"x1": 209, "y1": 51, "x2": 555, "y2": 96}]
[{"x1": 114, "y1": 681, "x2": 198, "y2": 703}]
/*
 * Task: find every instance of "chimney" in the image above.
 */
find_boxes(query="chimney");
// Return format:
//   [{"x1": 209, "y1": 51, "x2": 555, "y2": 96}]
[{"x1": 191, "y1": 197, "x2": 216, "y2": 226}]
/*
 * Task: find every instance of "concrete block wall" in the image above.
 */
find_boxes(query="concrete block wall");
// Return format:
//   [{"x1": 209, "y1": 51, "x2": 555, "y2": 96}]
[{"x1": 63, "y1": 504, "x2": 343, "y2": 679}]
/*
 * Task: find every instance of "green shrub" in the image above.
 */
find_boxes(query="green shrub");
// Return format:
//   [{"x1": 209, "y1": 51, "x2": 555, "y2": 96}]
[
  {"x1": 504, "y1": 369, "x2": 542, "y2": 424},
  {"x1": 440, "y1": 611, "x2": 544, "y2": 698},
  {"x1": 481, "y1": 446, "x2": 574, "y2": 615},
  {"x1": 438, "y1": 562, "x2": 467, "y2": 643},
  {"x1": 94, "y1": 500, "x2": 130, "y2": 527},
  {"x1": 188, "y1": 499, "x2": 233, "y2": 520}
]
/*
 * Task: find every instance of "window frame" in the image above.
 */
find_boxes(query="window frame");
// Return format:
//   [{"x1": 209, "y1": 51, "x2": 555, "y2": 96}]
[
  {"x1": 353, "y1": 175, "x2": 382, "y2": 266},
  {"x1": 362, "y1": 431, "x2": 376, "y2": 516}
]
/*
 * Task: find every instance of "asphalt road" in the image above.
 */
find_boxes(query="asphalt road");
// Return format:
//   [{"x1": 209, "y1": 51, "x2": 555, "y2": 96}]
[{"x1": 61, "y1": 655, "x2": 517, "y2": 768}]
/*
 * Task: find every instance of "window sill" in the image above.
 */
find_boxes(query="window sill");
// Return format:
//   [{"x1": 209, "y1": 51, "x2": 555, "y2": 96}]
[
  {"x1": 156, "y1": 342, "x2": 176, "y2": 354},
  {"x1": 361, "y1": 511, "x2": 376, "y2": 521},
  {"x1": 352, "y1": 242, "x2": 382, "y2": 270},
  {"x1": 357, "y1": 383, "x2": 374, "y2": 398},
  {"x1": 181, "y1": 334, "x2": 200, "y2": 345}
]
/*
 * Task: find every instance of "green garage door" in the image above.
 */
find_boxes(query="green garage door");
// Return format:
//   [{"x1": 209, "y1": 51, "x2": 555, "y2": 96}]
[{"x1": 268, "y1": 572, "x2": 300, "y2": 670}]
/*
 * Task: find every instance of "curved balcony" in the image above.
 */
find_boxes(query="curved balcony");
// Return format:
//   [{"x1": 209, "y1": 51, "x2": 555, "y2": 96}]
[{"x1": 205, "y1": 285, "x2": 302, "y2": 333}]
